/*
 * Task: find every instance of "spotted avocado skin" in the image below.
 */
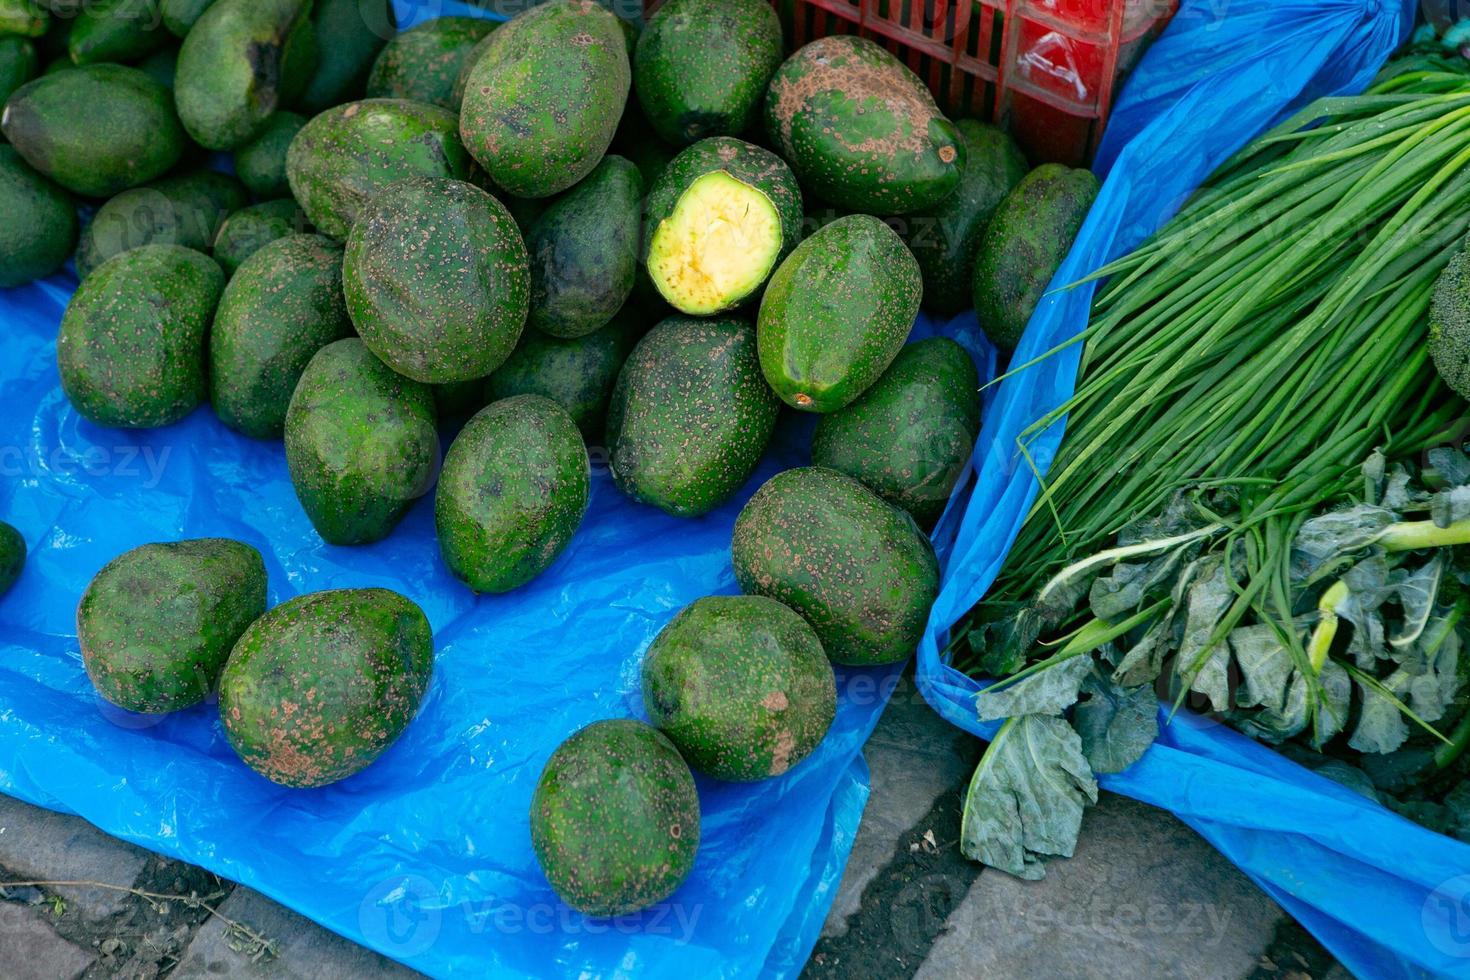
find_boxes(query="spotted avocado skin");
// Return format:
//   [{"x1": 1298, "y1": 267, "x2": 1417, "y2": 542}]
[
  {"x1": 526, "y1": 154, "x2": 643, "y2": 339},
  {"x1": 77, "y1": 169, "x2": 249, "y2": 280},
  {"x1": 0, "y1": 522, "x2": 23, "y2": 597},
  {"x1": 234, "y1": 111, "x2": 305, "y2": 198},
  {"x1": 211, "y1": 198, "x2": 308, "y2": 278},
  {"x1": 211, "y1": 234, "x2": 352, "y2": 439},
  {"x1": 286, "y1": 98, "x2": 476, "y2": 241},
  {"x1": 634, "y1": 0, "x2": 782, "y2": 146},
  {"x1": 459, "y1": 0, "x2": 630, "y2": 199},
  {"x1": 77, "y1": 539, "x2": 267, "y2": 714},
  {"x1": 811, "y1": 337, "x2": 981, "y2": 529},
  {"x1": 343, "y1": 176, "x2": 530, "y2": 384},
  {"x1": 642, "y1": 594, "x2": 836, "y2": 781},
  {"x1": 530, "y1": 719, "x2": 700, "y2": 917},
  {"x1": 764, "y1": 35, "x2": 964, "y2": 214},
  {"x1": 283, "y1": 338, "x2": 439, "y2": 546},
  {"x1": 436, "y1": 394, "x2": 590, "y2": 594},
  {"x1": 219, "y1": 588, "x2": 434, "y2": 789},
  {"x1": 0, "y1": 144, "x2": 76, "y2": 288},
  {"x1": 756, "y1": 213, "x2": 921, "y2": 414},
  {"x1": 732, "y1": 466, "x2": 940, "y2": 666},
  {"x1": 367, "y1": 16, "x2": 498, "y2": 110},
  {"x1": 607, "y1": 316, "x2": 780, "y2": 518},
  {"x1": 57, "y1": 244, "x2": 224, "y2": 429}
]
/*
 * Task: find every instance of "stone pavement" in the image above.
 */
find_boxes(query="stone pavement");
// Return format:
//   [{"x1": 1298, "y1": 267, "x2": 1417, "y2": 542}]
[{"x1": 0, "y1": 674, "x2": 1336, "y2": 980}]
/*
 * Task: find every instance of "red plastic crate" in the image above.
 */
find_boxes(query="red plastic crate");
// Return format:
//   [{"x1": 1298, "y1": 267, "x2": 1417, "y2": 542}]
[{"x1": 641, "y1": 0, "x2": 1177, "y2": 166}]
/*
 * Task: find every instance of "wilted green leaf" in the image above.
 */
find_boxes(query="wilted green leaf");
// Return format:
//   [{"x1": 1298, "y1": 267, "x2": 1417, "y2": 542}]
[
  {"x1": 1390, "y1": 555, "x2": 1445, "y2": 650},
  {"x1": 1404, "y1": 629, "x2": 1461, "y2": 723},
  {"x1": 976, "y1": 655, "x2": 1091, "y2": 722},
  {"x1": 1292, "y1": 504, "x2": 1395, "y2": 579},
  {"x1": 1433, "y1": 486, "x2": 1470, "y2": 528},
  {"x1": 1349, "y1": 672, "x2": 1411, "y2": 754},
  {"x1": 1112, "y1": 614, "x2": 1177, "y2": 688},
  {"x1": 960, "y1": 715, "x2": 1098, "y2": 880},
  {"x1": 1428, "y1": 447, "x2": 1470, "y2": 489},
  {"x1": 1174, "y1": 557, "x2": 1236, "y2": 712},
  {"x1": 1229, "y1": 623, "x2": 1296, "y2": 713},
  {"x1": 1073, "y1": 669, "x2": 1159, "y2": 774}
]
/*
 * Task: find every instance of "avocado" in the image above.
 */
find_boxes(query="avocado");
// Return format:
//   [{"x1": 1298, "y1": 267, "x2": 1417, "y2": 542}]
[
  {"x1": 530, "y1": 718, "x2": 700, "y2": 917},
  {"x1": 973, "y1": 163, "x2": 1099, "y2": 351},
  {"x1": 436, "y1": 394, "x2": 590, "y2": 593},
  {"x1": 161, "y1": 0, "x2": 217, "y2": 37},
  {"x1": 485, "y1": 311, "x2": 643, "y2": 440},
  {"x1": 0, "y1": 36, "x2": 39, "y2": 107},
  {"x1": 233, "y1": 111, "x2": 305, "y2": 198},
  {"x1": 811, "y1": 337, "x2": 981, "y2": 528},
  {"x1": 136, "y1": 48, "x2": 178, "y2": 90},
  {"x1": 765, "y1": 35, "x2": 964, "y2": 214},
  {"x1": 285, "y1": 98, "x2": 475, "y2": 240},
  {"x1": 634, "y1": 0, "x2": 781, "y2": 146},
  {"x1": 211, "y1": 234, "x2": 352, "y2": 438},
  {"x1": 77, "y1": 538, "x2": 267, "y2": 714},
  {"x1": 219, "y1": 587, "x2": 434, "y2": 788},
  {"x1": 68, "y1": 0, "x2": 170, "y2": 66},
  {"x1": 366, "y1": 15, "x2": 495, "y2": 110},
  {"x1": 297, "y1": 0, "x2": 391, "y2": 114},
  {"x1": 0, "y1": 522, "x2": 24, "y2": 597},
  {"x1": 757, "y1": 213, "x2": 921, "y2": 413},
  {"x1": 58, "y1": 245, "x2": 224, "y2": 428},
  {"x1": 448, "y1": 28, "x2": 495, "y2": 110},
  {"x1": 2, "y1": 64, "x2": 185, "y2": 197},
  {"x1": 526, "y1": 154, "x2": 642, "y2": 339},
  {"x1": 642, "y1": 594, "x2": 835, "y2": 781},
  {"x1": 0, "y1": 0, "x2": 46, "y2": 36},
  {"x1": 211, "y1": 198, "x2": 307, "y2": 276},
  {"x1": 343, "y1": 175, "x2": 529, "y2": 384},
  {"x1": 643, "y1": 136, "x2": 802, "y2": 316},
  {"x1": 732, "y1": 466, "x2": 939, "y2": 665},
  {"x1": 284, "y1": 338, "x2": 438, "y2": 546},
  {"x1": 0, "y1": 144, "x2": 76, "y2": 287},
  {"x1": 903, "y1": 120, "x2": 1027, "y2": 317},
  {"x1": 607, "y1": 315, "x2": 778, "y2": 517},
  {"x1": 174, "y1": 0, "x2": 315, "y2": 151},
  {"x1": 459, "y1": 0, "x2": 630, "y2": 199},
  {"x1": 77, "y1": 170, "x2": 249, "y2": 280}
]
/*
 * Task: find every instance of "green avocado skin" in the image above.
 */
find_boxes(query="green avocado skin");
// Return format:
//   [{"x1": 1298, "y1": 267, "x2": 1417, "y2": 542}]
[
  {"x1": 973, "y1": 163, "x2": 1099, "y2": 351},
  {"x1": 530, "y1": 718, "x2": 700, "y2": 917},
  {"x1": 0, "y1": 0, "x2": 47, "y2": 35},
  {"x1": 286, "y1": 98, "x2": 475, "y2": 240},
  {"x1": 284, "y1": 338, "x2": 439, "y2": 546},
  {"x1": 58, "y1": 245, "x2": 224, "y2": 429},
  {"x1": 77, "y1": 170, "x2": 250, "y2": 280},
  {"x1": 608, "y1": 316, "x2": 779, "y2": 517},
  {"x1": 0, "y1": 144, "x2": 76, "y2": 287},
  {"x1": 757, "y1": 213, "x2": 921, "y2": 413},
  {"x1": 2, "y1": 64, "x2": 185, "y2": 197},
  {"x1": 436, "y1": 394, "x2": 590, "y2": 593},
  {"x1": 765, "y1": 35, "x2": 964, "y2": 214},
  {"x1": 486, "y1": 311, "x2": 644, "y2": 440},
  {"x1": 0, "y1": 522, "x2": 25, "y2": 597},
  {"x1": 904, "y1": 120, "x2": 1027, "y2": 317},
  {"x1": 367, "y1": 16, "x2": 496, "y2": 109},
  {"x1": 634, "y1": 0, "x2": 782, "y2": 146},
  {"x1": 162, "y1": 0, "x2": 218, "y2": 36},
  {"x1": 812, "y1": 337, "x2": 981, "y2": 529},
  {"x1": 211, "y1": 198, "x2": 308, "y2": 277},
  {"x1": 174, "y1": 0, "x2": 315, "y2": 151},
  {"x1": 211, "y1": 234, "x2": 352, "y2": 439},
  {"x1": 77, "y1": 538, "x2": 267, "y2": 714},
  {"x1": 642, "y1": 594, "x2": 836, "y2": 781},
  {"x1": 642, "y1": 136, "x2": 804, "y2": 308},
  {"x1": 344, "y1": 176, "x2": 529, "y2": 384},
  {"x1": 527, "y1": 154, "x2": 643, "y2": 339},
  {"x1": 297, "y1": 0, "x2": 392, "y2": 114},
  {"x1": 0, "y1": 36, "x2": 39, "y2": 107},
  {"x1": 732, "y1": 466, "x2": 940, "y2": 666},
  {"x1": 219, "y1": 588, "x2": 434, "y2": 789},
  {"x1": 234, "y1": 111, "x2": 306, "y2": 198},
  {"x1": 459, "y1": 0, "x2": 630, "y2": 199},
  {"x1": 68, "y1": 0, "x2": 171, "y2": 66}
]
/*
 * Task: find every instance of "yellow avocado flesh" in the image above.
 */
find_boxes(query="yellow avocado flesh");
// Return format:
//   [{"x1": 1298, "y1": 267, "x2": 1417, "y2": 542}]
[{"x1": 649, "y1": 170, "x2": 784, "y2": 316}]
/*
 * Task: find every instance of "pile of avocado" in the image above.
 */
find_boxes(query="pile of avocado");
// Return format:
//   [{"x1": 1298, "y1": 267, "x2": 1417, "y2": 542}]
[{"x1": 0, "y1": 0, "x2": 1102, "y2": 921}]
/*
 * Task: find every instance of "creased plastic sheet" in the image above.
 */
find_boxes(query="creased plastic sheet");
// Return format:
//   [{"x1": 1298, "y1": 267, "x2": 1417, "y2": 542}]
[{"x1": 917, "y1": 1, "x2": 1470, "y2": 978}]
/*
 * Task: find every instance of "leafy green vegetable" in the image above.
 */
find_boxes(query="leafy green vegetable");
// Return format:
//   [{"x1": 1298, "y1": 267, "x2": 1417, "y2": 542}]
[{"x1": 1073, "y1": 669, "x2": 1158, "y2": 774}]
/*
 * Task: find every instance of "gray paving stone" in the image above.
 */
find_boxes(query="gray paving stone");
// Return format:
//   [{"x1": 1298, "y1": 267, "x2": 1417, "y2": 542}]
[
  {"x1": 916, "y1": 793, "x2": 1284, "y2": 980},
  {"x1": 821, "y1": 675, "x2": 976, "y2": 939},
  {"x1": 0, "y1": 900, "x2": 95, "y2": 980},
  {"x1": 171, "y1": 887, "x2": 424, "y2": 979},
  {"x1": 0, "y1": 796, "x2": 148, "y2": 921}
]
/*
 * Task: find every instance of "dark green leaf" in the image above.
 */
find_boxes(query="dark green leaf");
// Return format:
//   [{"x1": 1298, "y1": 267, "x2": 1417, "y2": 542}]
[
  {"x1": 1349, "y1": 672, "x2": 1411, "y2": 754},
  {"x1": 1073, "y1": 669, "x2": 1159, "y2": 774},
  {"x1": 976, "y1": 655, "x2": 1091, "y2": 722}
]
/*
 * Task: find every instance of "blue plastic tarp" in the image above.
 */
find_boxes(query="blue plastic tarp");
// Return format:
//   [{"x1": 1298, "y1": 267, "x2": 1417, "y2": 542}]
[{"x1": 917, "y1": 1, "x2": 1470, "y2": 978}]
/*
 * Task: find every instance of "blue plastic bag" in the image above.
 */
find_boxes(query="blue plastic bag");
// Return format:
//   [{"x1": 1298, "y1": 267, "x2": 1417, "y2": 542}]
[{"x1": 918, "y1": 1, "x2": 1470, "y2": 978}]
